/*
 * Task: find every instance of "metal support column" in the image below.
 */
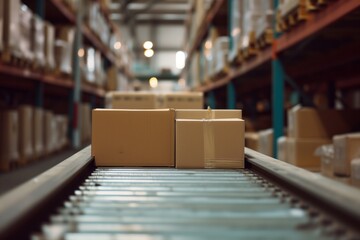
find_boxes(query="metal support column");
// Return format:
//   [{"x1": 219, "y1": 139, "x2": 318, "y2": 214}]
[
  {"x1": 227, "y1": 82, "x2": 236, "y2": 109},
  {"x1": 70, "y1": 0, "x2": 83, "y2": 149},
  {"x1": 208, "y1": 91, "x2": 216, "y2": 109},
  {"x1": 272, "y1": 0, "x2": 284, "y2": 158}
]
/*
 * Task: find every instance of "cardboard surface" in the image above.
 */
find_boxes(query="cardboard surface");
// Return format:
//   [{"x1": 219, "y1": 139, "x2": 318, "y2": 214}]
[
  {"x1": 0, "y1": 110, "x2": 19, "y2": 164},
  {"x1": 18, "y1": 105, "x2": 34, "y2": 162},
  {"x1": 176, "y1": 109, "x2": 242, "y2": 119},
  {"x1": 288, "y1": 105, "x2": 360, "y2": 139},
  {"x1": 333, "y1": 133, "x2": 360, "y2": 176},
  {"x1": 351, "y1": 158, "x2": 360, "y2": 188},
  {"x1": 287, "y1": 138, "x2": 331, "y2": 170},
  {"x1": 245, "y1": 132, "x2": 259, "y2": 151},
  {"x1": 106, "y1": 92, "x2": 159, "y2": 109},
  {"x1": 92, "y1": 109, "x2": 175, "y2": 167},
  {"x1": 176, "y1": 119, "x2": 244, "y2": 169},
  {"x1": 162, "y1": 92, "x2": 203, "y2": 109},
  {"x1": 258, "y1": 129, "x2": 273, "y2": 157}
]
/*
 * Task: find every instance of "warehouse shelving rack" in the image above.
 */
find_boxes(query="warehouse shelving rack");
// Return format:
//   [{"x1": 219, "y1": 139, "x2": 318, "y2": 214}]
[
  {"x1": 0, "y1": 0, "x2": 131, "y2": 150},
  {"x1": 184, "y1": 0, "x2": 360, "y2": 157}
]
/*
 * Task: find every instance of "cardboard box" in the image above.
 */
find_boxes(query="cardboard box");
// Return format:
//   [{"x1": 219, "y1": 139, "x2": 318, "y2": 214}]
[
  {"x1": 0, "y1": 110, "x2": 19, "y2": 168},
  {"x1": 176, "y1": 119, "x2": 244, "y2": 169},
  {"x1": 288, "y1": 105, "x2": 360, "y2": 139},
  {"x1": 106, "y1": 92, "x2": 159, "y2": 109},
  {"x1": 162, "y1": 92, "x2": 203, "y2": 109},
  {"x1": 44, "y1": 111, "x2": 54, "y2": 154},
  {"x1": 287, "y1": 138, "x2": 331, "y2": 170},
  {"x1": 351, "y1": 158, "x2": 360, "y2": 187},
  {"x1": 2, "y1": 0, "x2": 21, "y2": 60},
  {"x1": 245, "y1": 132, "x2": 259, "y2": 150},
  {"x1": 315, "y1": 144, "x2": 334, "y2": 177},
  {"x1": 333, "y1": 133, "x2": 360, "y2": 176},
  {"x1": 258, "y1": 128, "x2": 273, "y2": 157},
  {"x1": 92, "y1": 109, "x2": 175, "y2": 167},
  {"x1": 176, "y1": 109, "x2": 242, "y2": 119},
  {"x1": 18, "y1": 105, "x2": 34, "y2": 163},
  {"x1": 33, "y1": 108, "x2": 44, "y2": 158},
  {"x1": 277, "y1": 136, "x2": 287, "y2": 162}
]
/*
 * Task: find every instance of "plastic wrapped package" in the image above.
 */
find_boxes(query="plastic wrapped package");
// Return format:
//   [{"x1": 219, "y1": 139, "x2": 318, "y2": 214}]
[
  {"x1": 94, "y1": 50, "x2": 105, "y2": 87},
  {"x1": 241, "y1": 0, "x2": 262, "y2": 49},
  {"x1": 228, "y1": 0, "x2": 243, "y2": 62},
  {"x1": 255, "y1": 0, "x2": 274, "y2": 38},
  {"x1": 44, "y1": 22, "x2": 55, "y2": 71},
  {"x1": 31, "y1": 15, "x2": 45, "y2": 68},
  {"x1": 18, "y1": 4, "x2": 34, "y2": 62},
  {"x1": 2, "y1": 0, "x2": 21, "y2": 61},
  {"x1": 55, "y1": 26, "x2": 75, "y2": 75},
  {"x1": 0, "y1": 110, "x2": 19, "y2": 170},
  {"x1": 315, "y1": 144, "x2": 334, "y2": 177},
  {"x1": 214, "y1": 37, "x2": 229, "y2": 74}
]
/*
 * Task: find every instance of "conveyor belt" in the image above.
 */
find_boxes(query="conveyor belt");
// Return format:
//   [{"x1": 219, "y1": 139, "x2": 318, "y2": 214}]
[{"x1": 1, "y1": 147, "x2": 360, "y2": 240}]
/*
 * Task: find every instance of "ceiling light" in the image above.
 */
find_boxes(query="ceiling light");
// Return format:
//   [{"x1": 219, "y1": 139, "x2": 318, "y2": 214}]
[
  {"x1": 114, "y1": 41, "x2": 122, "y2": 50},
  {"x1": 149, "y1": 77, "x2": 158, "y2": 88},
  {"x1": 143, "y1": 41, "x2": 153, "y2": 49},
  {"x1": 176, "y1": 51, "x2": 185, "y2": 69},
  {"x1": 144, "y1": 49, "x2": 154, "y2": 58},
  {"x1": 77, "y1": 48, "x2": 85, "y2": 57}
]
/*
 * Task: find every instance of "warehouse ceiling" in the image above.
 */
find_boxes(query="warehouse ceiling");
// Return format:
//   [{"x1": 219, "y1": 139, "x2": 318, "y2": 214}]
[{"x1": 109, "y1": 0, "x2": 190, "y2": 25}]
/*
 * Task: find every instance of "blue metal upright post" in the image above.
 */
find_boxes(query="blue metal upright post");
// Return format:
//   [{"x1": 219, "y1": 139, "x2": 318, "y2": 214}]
[
  {"x1": 71, "y1": 0, "x2": 83, "y2": 149},
  {"x1": 227, "y1": 82, "x2": 236, "y2": 109},
  {"x1": 208, "y1": 91, "x2": 216, "y2": 109},
  {"x1": 272, "y1": 0, "x2": 284, "y2": 158}
]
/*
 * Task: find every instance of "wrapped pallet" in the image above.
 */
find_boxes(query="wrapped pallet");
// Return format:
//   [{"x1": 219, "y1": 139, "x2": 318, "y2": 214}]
[
  {"x1": 44, "y1": 21, "x2": 55, "y2": 71},
  {"x1": 2, "y1": 0, "x2": 21, "y2": 62},
  {"x1": 255, "y1": 0, "x2": 274, "y2": 40},
  {"x1": 228, "y1": 0, "x2": 243, "y2": 62},
  {"x1": 18, "y1": 105, "x2": 34, "y2": 164},
  {"x1": 33, "y1": 108, "x2": 44, "y2": 159},
  {"x1": 0, "y1": 110, "x2": 19, "y2": 171},
  {"x1": 55, "y1": 26, "x2": 75, "y2": 75},
  {"x1": 18, "y1": 4, "x2": 33, "y2": 62},
  {"x1": 241, "y1": 0, "x2": 262, "y2": 50},
  {"x1": 31, "y1": 15, "x2": 46, "y2": 68}
]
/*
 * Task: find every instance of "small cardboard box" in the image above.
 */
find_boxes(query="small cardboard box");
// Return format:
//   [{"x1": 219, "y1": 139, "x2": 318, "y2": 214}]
[
  {"x1": 162, "y1": 92, "x2": 203, "y2": 109},
  {"x1": 92, "y1": 109, "x2": 175, "y2": 167},
  {"x1": 351, "y1": 158, "x2": 360, "y2": 187},
  {"x1": 106, "y1": 92, "x2": 159, "y2": 109},
  {"x1": 176, "y1": 119, "x2": 244, "y2": 169},
  {"x1": 288, "y1": 105, "x2": 360, "y2": 139},
  {"x1": 245, "y1": 132, "x2": 259, "y2": 151},
  {"x1": 333, "y1": 133, "x2": 360, "y2": 176},
  {"x1": 258, "y1": 129, "x2": 273, "y2": 157},
  {"x1": 18, "y1": 105, "x2": 34, "y2": 163},
  {"x1": 287, "y1": 138, "x2": 331, "y2": 170},
  {"x1": 176, "y1": 109, "x2": 242, "y2": 119}
]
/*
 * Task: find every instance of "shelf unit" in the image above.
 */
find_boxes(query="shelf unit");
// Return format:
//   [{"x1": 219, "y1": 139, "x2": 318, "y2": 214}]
[{"x1": 184, "y1": 0, "x2": 360, "y2": 156}]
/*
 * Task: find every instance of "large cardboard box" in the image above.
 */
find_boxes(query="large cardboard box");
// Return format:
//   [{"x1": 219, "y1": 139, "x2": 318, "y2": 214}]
[
  {"x1": 176, "y1": 119, "x2": 244, "y2": 169},
  {"x1": 162, "y1": 92, "x2": 204, "y2": 109},
  {"x1": 245, "y1": 132, "x2": 259, "y2": 150},
  {"x1": 258, "y1": 128, "x2": 273, "y2": 157},
  {"x1": 287, "y1": 138, "x2": 331, "y2": 170},
  {"x1": 288, "y1": 105, "x2": 360, "y2": 139},
  {"x1": 176, "y1": 109, "x2": 242, "y2": 119},
  {"x1": 18, "y1": 105, "x2": 34, "y2": 163},
  {"x1": 0, "y1": 110, "x2": 19, "y2": 169},
  {"x1": 106, "y1": 92, "x2": 159, "y2": 109},
  {"x1": 351, "y1": 158, "x2": 360, "y2": 188},
  {"x1": 33, "y1": 108, "x2": 44, "y2": 159},
  {"x1": 92, "y1": 109, "x2": 175, "y2": 167},
  {"x1": 333, "y1": 133, "x2": 360, "y2": 176}
]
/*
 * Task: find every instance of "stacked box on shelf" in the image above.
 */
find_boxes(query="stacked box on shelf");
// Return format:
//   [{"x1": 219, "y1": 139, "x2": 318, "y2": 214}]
[
  {"x1": 2, "y1": 0, "x2": 21, "y2": 62},
  {"x1": 18, "y1": 4, "x2": 34, "y2": 64},
  {"x1": 31, "y1": 15, "x2": 46, "y2": 69},
  {"x1": 106, "y1": 66, "x2": 128, "y2": 91},
  {"x1": 55, "y1": 115, "x2": 69, "y2": 150},
  {"x1": 33, "y1": 108, "x2": 44, "y2": 159},
  {"x1": 44, "y1": 111, "x2": 55, "y2": 155},
  {"x1": 18, "y1": 105, "x2": 34, "y2": 164},
  {"x1": 81, "y1": 47, "x2": 96, "y2": 85},
  {"x1": 0, "y1": 110, "x2": 19, "y2": 171},
  {"x1": 228, "y1": 0, "x2": 243, "y2": 63},
  {"x1": 255, "y1": 0, "x2": 274, "y2": 47},
  {"x1": 55, "y1": 26, "x2": 75, "y2": 75},
  {"x1": 286, "y1": 105, "x2": 360, "y2": 171},
  {"x1": 44, "y1": 22, "x2": 56, "y2": 71},
  {"x1": 213, "y1": 36, "x2": 229, "y2": 76},
  {"x1": 190, "y1": 51, "x2": 201, "y2": 87},
  {"x1": 94, "y1": 50, "x2": 105, "y2": 87}
]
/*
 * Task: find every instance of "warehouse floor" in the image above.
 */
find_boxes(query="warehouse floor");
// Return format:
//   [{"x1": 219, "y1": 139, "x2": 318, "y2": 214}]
[{"x1": 0, "y1": 148, "x2": 82, "y2": 195}]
